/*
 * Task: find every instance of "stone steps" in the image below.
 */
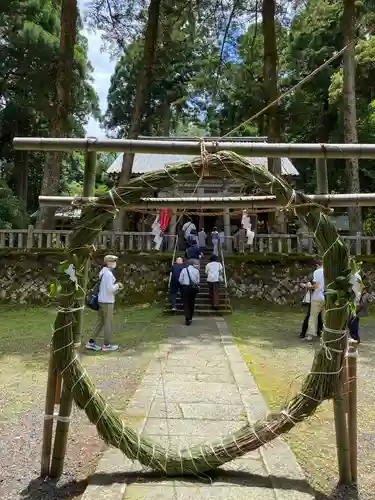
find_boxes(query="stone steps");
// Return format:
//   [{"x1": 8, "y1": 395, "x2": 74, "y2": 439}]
[{"x1": 166, "y1": 253, "x2": 232, "y2": 315}]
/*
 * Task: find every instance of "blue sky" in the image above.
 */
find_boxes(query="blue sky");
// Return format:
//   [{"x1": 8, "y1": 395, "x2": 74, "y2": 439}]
[{"x1": 79, "y1": 0, "x2": 115, "y2": 137}]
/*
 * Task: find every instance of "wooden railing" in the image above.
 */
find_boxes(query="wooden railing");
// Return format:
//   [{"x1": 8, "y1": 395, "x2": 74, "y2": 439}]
[
  {"x1": 0, "y1": 226, "x2": 173, "y2": 252},
  {"x1": 0, "y1": 226, "x2": 374, "y2": 256}
]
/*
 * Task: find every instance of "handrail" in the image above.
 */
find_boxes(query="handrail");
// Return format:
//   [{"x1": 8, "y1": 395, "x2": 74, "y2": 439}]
[
  {"x1": 218, "y1": 240, "x2": 228, "y2": 289},
  {"x1": 168, "y1": 234, "x2": 179, "y2": 288}
]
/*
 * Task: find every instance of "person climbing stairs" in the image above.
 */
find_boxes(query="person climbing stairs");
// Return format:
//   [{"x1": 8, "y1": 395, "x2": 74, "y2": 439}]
[{"x1": 166, "y1": 246, "x2": 232, "y2": 315}]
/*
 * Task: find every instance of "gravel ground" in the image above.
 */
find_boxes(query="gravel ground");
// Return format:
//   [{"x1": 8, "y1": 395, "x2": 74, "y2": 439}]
[
  {"x1": 0, "y1": 352, "x2": 153, "y2": 500},
  {"x1": 0, "y1": 305, "x2": 167, "y2": 500}
]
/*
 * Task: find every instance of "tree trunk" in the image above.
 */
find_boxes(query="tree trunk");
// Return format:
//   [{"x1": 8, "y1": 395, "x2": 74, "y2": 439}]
[
  {"x1": 114, "y1": 0, "x2": 161, "y2": 231},
  {"x1": 343, "y1": 0, "x2": 362, "y2": 234},
  {"x1": 14, "y1": 149, "x2": 29, "y2": 202},
  {"x1": 262, "y1": 0, "x2": 285, "y2": 232},
  {"x1": 161, "y1": 98, "x2": 171, "y2": 136},
  {"x1": 36, "y1": 0, "x2": 78, "y2": 229}
]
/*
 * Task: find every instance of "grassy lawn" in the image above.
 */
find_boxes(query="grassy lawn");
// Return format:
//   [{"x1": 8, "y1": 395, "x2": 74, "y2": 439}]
[
  {"x1": 228, "y1": 305, "x2": 375, "y2": 498},
  {"x1": 0, "y1": 304, "x2": 168, "y2": 421}
]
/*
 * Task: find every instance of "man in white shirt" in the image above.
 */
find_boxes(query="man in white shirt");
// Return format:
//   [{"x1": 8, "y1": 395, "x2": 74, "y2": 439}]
[
  {"x1": 86, "y1": 255, "x2": 123, "y2": 351},
  {"x1": 306, "y1": 261, "x2": 324, "y2": 341},
  {"x1": 182, "y1": 220, "x2": 196, "y2": 241},
  {"x1": 179, "y1": 259, "x2": 200, "y2": 325}
]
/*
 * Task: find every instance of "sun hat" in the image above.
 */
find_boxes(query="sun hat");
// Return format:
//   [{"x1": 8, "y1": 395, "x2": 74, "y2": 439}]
[{"x1": 104, "y1": 254, "x2": 118, "y2": 264}]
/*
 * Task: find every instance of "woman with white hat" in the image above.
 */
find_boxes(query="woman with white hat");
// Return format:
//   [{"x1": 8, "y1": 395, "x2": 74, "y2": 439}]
[{"x1": 86, "y1": 254, "x2": 123, "y2": 351}]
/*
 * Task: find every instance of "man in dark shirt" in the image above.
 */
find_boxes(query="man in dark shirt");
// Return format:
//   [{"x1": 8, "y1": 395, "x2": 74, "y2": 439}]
[
  {"x1": 169, "y1": 257, "x2": 185, "y2": 312},
  {"x1": 186, "y1": 243, "x2": 202, "y2": 260}
]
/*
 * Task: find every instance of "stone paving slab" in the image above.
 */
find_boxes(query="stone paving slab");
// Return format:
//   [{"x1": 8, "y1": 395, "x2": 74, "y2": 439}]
[
  {"x1": 143, "y1": 417, "x2": 242, "y2": 437},
  {"x1": 179, "y1": 402, "x2": 246, "y2": 420},
  {"x1": 82, "y1": 317, "x2": 314, "y2": 500},
  {"x1": 154, "y1": 381, "x2": 243, "y2": 404}
]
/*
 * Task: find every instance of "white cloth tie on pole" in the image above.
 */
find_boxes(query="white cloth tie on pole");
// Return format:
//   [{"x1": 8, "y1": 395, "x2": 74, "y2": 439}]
[{"x1": 241, "y1": 210, "x2": 255, "y2": 245}]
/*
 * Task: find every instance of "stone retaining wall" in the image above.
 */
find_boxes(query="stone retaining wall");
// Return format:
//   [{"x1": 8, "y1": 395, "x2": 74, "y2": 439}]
[{"x1": 0, "y1": 250, "x2": 372, "y2": 306}]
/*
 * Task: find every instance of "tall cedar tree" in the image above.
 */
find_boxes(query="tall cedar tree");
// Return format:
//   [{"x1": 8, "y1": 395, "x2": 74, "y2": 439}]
[
  {"x1": 114, "y1": 0, "x2": 161, "y2": 230},
  {"x1": 343, "y1": 0, "x2": 362, "y2": 233},
  {"x1": 37, "y1": 0, "x2": 78, "y2": 229},
  {"x1": 262, "y1": 0, "x2": 284, "y2": 231}
]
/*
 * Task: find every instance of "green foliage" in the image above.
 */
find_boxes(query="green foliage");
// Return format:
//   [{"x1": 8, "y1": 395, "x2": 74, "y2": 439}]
[
  {"x1": 0, "y1": 181, "x2": 28, "y2": 229},
  {"x1": 0, "y1": 0, "x2": 99, "y2": 217}
]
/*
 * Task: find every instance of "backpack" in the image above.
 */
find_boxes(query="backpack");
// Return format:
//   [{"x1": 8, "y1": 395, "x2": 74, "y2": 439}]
[
  {"x1": 186, "y1": 267, "x2": 200, "y2": 292},
  {"x1": 87, "y1": 276, "x2": 102, "y2": 311}
]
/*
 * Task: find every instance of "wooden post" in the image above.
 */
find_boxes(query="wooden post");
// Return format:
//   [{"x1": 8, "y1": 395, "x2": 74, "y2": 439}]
[
  {"x1": 26, "y1": 225, "x2": 34, "y2": 248},
  {"x1": 333, "y1": 344, "x2": 352, "y2": 485},
  {"x1": 49, "y1": 151, "x2": 97, "y2": 478},
  {"x1": 316, "y1": 157, "x2": 329, "y2": 195},
  {"x1": 40, "y1": 354, "x2": 59, "y2": 477},
  {"x1": 355, "y1": 232, "x2": 361, "y2": 256},
  {"x1": 347, "y1": 341, "x2": 358, "y2": 483}
]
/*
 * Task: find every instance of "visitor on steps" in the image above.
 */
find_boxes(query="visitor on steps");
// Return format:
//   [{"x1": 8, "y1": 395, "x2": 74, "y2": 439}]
[
  {"x1": 198, "y1": 228, "x2": 207, "y2": 253},
  {"x1": 186, "y1": 241, "x2": 203, "y2": 260},
  {"x1": 205, "y1": 254, "x2": 223, "y2": 309},
  {"x1": 305, "y1": 260, "x2": 324, "y2": 341},
  {"x1": 186, "y1": 228, "x2": 199, "y2": 247},
  {"x1": 169, "y1": 257, "x2": 184, "y2": 312},
  {"x1": 211, "y1": 227, "x2": 219, "y2": 256},
  {"x1": 179, "y1": 259, "x2": 200, "y2": 325},
  {"x1": 182, "y1": 219, "x2": 196, "y2": 245},
  {"x1": 86, "y1": 255, "x2": 123, "y2": 351}
]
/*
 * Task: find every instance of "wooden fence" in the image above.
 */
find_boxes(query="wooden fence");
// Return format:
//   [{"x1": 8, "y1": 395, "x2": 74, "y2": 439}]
[{"x1": 0, "y1": 226, "x2": 374, "y2": 255}]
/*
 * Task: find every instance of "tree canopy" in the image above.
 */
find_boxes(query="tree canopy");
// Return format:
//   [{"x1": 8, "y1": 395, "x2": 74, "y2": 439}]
[
  {"x1": 2, "y1": 0, "x2": 375, "y2": 231},
  {"x1": 0, "y1": 0, "x2": 99, "y2": 220}
]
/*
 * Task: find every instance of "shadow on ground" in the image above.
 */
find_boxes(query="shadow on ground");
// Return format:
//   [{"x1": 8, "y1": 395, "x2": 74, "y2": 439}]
[{"x1": 19, "y1": 470, "x2": 360, "y2": 500}]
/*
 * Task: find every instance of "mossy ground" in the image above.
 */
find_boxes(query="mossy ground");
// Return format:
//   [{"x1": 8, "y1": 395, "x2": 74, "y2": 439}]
[
  {"x1": 228, "y1": 304, "x2": 375, "y2": 499},
  {"x1": 0, "y1": 304, "x2": 168, "y2": 420}
]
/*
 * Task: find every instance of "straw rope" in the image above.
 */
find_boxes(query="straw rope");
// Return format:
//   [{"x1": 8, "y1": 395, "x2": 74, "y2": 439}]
[{"x1": 51, "y1": 151, "x2": 355, "y2": 476}]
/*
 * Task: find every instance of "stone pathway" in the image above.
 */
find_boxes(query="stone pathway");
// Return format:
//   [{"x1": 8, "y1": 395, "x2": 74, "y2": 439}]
[{"x1": 83, "y1": 317, "x2": 314, "y2": 500}]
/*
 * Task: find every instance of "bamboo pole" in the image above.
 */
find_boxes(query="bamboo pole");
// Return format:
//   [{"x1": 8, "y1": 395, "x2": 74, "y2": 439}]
[
  {"x1": 49, "y1": 151, "x2": 97, "y2": 478},
  {"x1": 13, "y1": 136, "x2": 375, "y2": 158},
  {"x1": 54, "y1": 374, "x2": 62, "y2": 405},
  {"x1": 347, "y1": 341, "x2": 358, "y2": 483},
  {"x1": 40, "y1": 353, "x2": 59, "y2": 477},
  {"x1": 316, "y1": 157, "x2": 329, "y2": 195},
  {"x1": 38, "y1": 192, "x2": 375, "y2": 209},
  {"x1": 333, "y1": 344, "x2": 352, "y2": 485}
]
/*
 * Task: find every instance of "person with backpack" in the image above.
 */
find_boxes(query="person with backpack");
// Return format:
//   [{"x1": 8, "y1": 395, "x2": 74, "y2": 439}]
[
  {"x1": 179, "y1": 259, "x2": 200, "y2": 325},
  {"x1": 86, "y1": 255, "x2": 123, "y2": 351}
]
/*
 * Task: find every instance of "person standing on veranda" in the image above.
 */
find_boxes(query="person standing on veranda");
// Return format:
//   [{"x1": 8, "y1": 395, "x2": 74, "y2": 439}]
[
  {"x1": 219, "y1": 229, "x2": 225, "y2": 250},
  {"x1": 205, "y1": 254, "x2": 223, "y2": 309},
  {"x1": 198, "y1": 228, "x2": 207, "y2": 253},
  {"x1": 86, "y1": 255, "x2": 123, "y2": 351},
  {"x1": 179, "y1": 259, "x2": 200, "y2": 326},
  {"x1": 306, "y1": 260, "x2": 324, "y2": 341},
  {"x1": 211, "y1": 227, "x2": 219, "y2": 256}
]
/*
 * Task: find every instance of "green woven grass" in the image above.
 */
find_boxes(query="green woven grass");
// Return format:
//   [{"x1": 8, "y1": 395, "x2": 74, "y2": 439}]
[{"x1": 51, "y1": 151, "x2": 354, "y2": 475}]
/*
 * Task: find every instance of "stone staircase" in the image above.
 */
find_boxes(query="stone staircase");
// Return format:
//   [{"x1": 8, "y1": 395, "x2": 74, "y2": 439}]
[{"x1": 166, "y1": 253, "x2": 232, "y2": 315}]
